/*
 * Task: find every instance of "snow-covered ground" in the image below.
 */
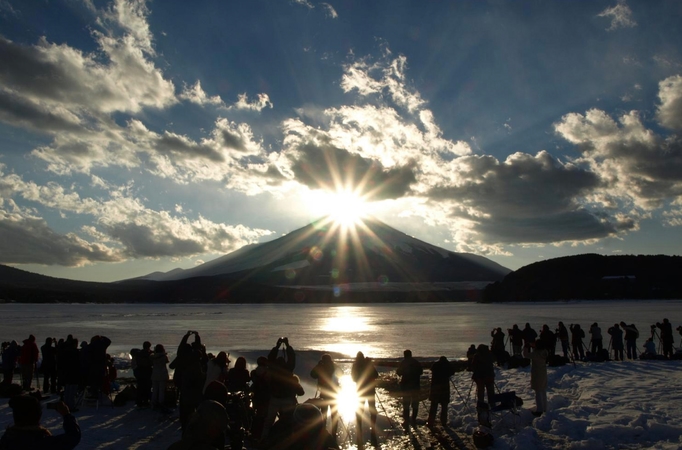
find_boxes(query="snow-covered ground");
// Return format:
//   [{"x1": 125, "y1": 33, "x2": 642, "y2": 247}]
[{"x1": 2, "y1": 358, "x2": 681, "y2": 449}]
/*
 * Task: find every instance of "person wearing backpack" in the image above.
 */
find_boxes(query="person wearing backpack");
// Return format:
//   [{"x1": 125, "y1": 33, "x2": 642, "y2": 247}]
[{"x1": 620, "y1": 322, "x2": 639, "y2": 360}]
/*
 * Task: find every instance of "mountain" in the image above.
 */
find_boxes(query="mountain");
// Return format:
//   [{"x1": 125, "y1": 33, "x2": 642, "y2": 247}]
[
  {"x1": 135, "y1": 217, "x2": 511, "y2": 285},
  {"x1": 482, "y1": 253, "x2": 682, "y2": 302}
]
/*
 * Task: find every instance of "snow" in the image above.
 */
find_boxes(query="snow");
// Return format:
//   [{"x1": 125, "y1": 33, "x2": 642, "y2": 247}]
[{"x1": 2, "y1": 358, "x2": 682, "y2": 449}]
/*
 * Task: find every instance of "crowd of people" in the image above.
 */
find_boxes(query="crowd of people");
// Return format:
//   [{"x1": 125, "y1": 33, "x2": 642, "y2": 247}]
[{"x1": 0, "y1": 318, "x2": 680, "y2": 450}]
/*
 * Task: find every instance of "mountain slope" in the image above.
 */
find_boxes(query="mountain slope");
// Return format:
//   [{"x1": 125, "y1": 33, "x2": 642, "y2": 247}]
[{"x1": 140, "y1": 217, "x2": 511, "y2": 285}]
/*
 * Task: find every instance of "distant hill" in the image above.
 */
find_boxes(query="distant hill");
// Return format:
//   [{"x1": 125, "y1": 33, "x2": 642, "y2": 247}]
[{"x1": 482, "y1": 254, "x2": 682, "y2": 302}]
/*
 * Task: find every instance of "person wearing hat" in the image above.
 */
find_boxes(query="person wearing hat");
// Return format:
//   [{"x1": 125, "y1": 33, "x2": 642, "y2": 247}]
[{"x1": 0, "y1": 397, "x2": 80, "y2": 449}]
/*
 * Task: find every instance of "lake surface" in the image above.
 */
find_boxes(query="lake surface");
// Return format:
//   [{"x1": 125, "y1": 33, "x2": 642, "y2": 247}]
[{"x1": 2, "y1": 300, "x2": 680, "y2": 361}]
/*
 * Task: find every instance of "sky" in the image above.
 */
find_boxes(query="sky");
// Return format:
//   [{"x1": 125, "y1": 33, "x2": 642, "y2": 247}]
[{"x1": 0, "y1": 0, "x2": 681, "y2": 283}]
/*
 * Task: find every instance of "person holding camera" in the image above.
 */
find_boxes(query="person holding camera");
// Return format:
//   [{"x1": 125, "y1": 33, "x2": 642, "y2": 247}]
[
  {"x1": 655, "y1": 319, "x2": 675, "y2": 359},
  {"x1": 268, "y1": 337, "x2": 296, "y2": 373},
  {"x1": 172, "y1": 330, "x2": 207, "y2": 430},
  {"x1": 0, "y1": 397, "x2": 80, "y2": 449},
  {"x1": 620, "y1": 322, "x2": 639, "y2": 360}
]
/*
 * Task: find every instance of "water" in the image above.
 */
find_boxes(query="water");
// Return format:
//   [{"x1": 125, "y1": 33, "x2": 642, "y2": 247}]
[{"x1": 1, "y1": 300, "x2": 679, "y2": 361}]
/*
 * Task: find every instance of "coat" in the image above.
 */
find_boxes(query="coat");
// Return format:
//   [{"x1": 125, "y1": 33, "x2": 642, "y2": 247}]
[
  {"x1": 151, "y1": 352, "x2": 169, "y2": 382},
  {"x1": 0, "y1": 414, "x2": 80, "y2": 450},
  {"x1": 528, "y1": 348, "x2": 548, "y2": 391}
]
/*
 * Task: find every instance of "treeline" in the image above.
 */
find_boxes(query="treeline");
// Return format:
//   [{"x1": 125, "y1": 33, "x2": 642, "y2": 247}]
[
  {"x1": 0, "y1": 264, "x2": 478, "y2": 304},
  {"x1": 482, "y1": 254, "x2": 682, "y2": 302}
]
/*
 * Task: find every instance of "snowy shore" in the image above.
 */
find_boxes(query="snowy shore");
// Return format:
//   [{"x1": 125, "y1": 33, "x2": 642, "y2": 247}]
[{"x1": 2, "y1": 358, "x2": 681, "y2": 449}]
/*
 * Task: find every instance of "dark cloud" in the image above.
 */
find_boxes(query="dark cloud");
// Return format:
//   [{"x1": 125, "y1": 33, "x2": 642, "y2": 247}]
[
  {"x1": 427, "y1": 151, "x2": 621, "y2": 243},
  {"x1": 290, "y1": 142, "x2": 417, "y2": 200},
  {"x1": 105, "y1": 222, "x2": 205, "y2": 258},
  {"x1": 0, "y1": 89, "x2": 82, "y2": 133},
  {"x1": 220, "y1": 129, "x2": 247, "y2": 152},
  {"x1": 155, "y1": 133, "x2": 225, "y2": 163},
  {"x1": 0, "y1": 215, "x2": 122, "y2": 266}
]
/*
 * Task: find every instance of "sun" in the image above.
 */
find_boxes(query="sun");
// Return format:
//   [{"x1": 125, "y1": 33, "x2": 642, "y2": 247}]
[{"x1": 306, "y1": 189, "x2": 369, "y2": 227}]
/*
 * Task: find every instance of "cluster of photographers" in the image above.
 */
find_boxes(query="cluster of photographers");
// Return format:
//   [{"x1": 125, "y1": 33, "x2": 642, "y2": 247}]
[{"x1": 1, "y1": 319, "x2": 680, "y2": 450}]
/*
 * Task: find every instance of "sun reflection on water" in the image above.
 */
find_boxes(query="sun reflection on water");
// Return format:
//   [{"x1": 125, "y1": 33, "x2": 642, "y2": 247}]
[{"x1": 322, "y1": 307, "x2": 372, "y2": 333}]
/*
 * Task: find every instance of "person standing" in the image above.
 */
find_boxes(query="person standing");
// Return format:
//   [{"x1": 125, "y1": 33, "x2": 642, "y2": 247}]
[
  {"x1": 310, "y1": 354, "x2": 339, "y2": 436},
  {"x1": 508, "y1": 325, "x2": 523, "y2": 357},
  {"x1": 608, "y1": 324, "x2": 624, "y2": 361},
  {"x1": 40, "y1": 338, "x2": 58, "y2": 394},
  {"x1": 396, "y1": 349, "x2": 423, "y2": 427},
  {"x1": 656, "y1": 319, "x2": 675, "y2": 359},
  {"x1": 557, "y1": 322, "x2": 570, "y2": 359},
  {"x1": 427, "y1": 356, "x2": 455, "y2": 428},
  {"x1": 569, "y1": 324, "x2": 585, "y2": 361},
  {"x1": 490, "y1": 328, "x2": 506, "y2": 363},
  {"x1": 352, "y1": 351, "x2": 378, "y2": 446},
  {"x1": 134, "y1": 341, "x2": 153, "y2": 407},
  {"x1": 18, "y1": 335, "x2": 39, "y2": 391},
  {"x1": 525, "y1": 339, "x2": 549, "y2": 417},
  {"x1": 620, "y1": 322, "x2": 639, "y2": 360},
  {"x1": 539, "y1": 325, "x2": 557, "y2": 356},
  {"x1": 471, "y1": 344, "x2": 495, "y2": 407},
  {"x1": 522, "y1": 323, "x2": 538, "y2": 351},
  {"x1": 589, "y1": 323, "x2": 603, "y2": 355},
  {"x1": 2, "y1": 341, "x2": 19, "y2": 386},
  {"x1": 151, "y1": 344, "x2": 169, "y2": 411}
]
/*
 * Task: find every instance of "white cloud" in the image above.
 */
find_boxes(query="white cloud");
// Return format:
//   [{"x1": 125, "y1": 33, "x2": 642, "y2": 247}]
[
  {"x1": 597, "y1": 0, "x2": 637, "y2": 31},
  {"x1": 179, "y1": 81, "x2": 225, "y2": 107},
  {"x1": 656, "y1": 75, "x2": 682, "y2": 130},
  {"x1": 228, "y1": 93, "x2": 273, "y2": 112},
  {"x1": 320, "y1": 3, "x2": 338, "y2": 19}
]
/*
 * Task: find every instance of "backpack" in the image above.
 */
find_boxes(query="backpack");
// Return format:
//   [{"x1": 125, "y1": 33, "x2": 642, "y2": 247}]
[{"x1": 632, "y1": 325, "x2": 639, "y2": 339}]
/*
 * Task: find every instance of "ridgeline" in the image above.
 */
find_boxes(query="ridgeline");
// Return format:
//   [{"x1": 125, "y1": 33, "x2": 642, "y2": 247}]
[{"x1": 482, "y1": 254, "x2": 682, "y2": 302}]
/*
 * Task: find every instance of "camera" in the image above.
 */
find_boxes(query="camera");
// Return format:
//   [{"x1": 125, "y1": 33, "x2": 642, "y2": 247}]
[
  {"x1": 651, "y1": 324, "x2": 657, "y2": 330},
  {"x1": 277, "y1": 337, "x2": 287, "y2": 346}
]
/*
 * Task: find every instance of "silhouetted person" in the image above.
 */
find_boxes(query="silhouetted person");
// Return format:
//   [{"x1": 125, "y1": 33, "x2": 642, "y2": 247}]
[
  {"x1": 310, "y1": 354, "x2": 339, "y2": 436},
  {"x1": 525, "y1": 339, "x2": 548, "y2": 417},
  {"x1": 86, "y1": 335, "x2": 111, "y2": 399},
  {"x1": 642, "y1": 338, "x2": 657, "y2": 358},
  {"x1": 18, "y1": 334, "x2": 39, "y2": 391},
  {"x1": 396, "y1": 349, "x2": 423, "y2": 427},
  {"x1": 352, "y1": 351, "x2": 378, "y2": 446},
  {"x1": 466, "y1": 345, "x2": 477, "y2": 371},
  {"x1": 133, "y1": 341, "x2": 153, "y2": 407},
  {"x1": 173, "y1": 331, "x2": 207, "y2": 430},
  {"x1": 569, "y1": 324, "x2": 585, "y2": 360},
  {"x1": 2, "y1": 341, "x2": 19, "y2": 386},
  {"x1": 203, "y1": 351, "x2": 229, "y2": 393},
  {"x1": 539, "y1": 325, "x2": 556, "y2": 356},
  {"x1": 227, "y1": 356, "x2": 251, "y2": 393},
  {"x1": 471, "y1": 344, "x2": 495, "y2": 407},
  {"x1": 590, "y1": 323, "x2": 603, "y2": 354},
  {"x1": 261, "y1": 356, "x2": 305, "y2": 440},
  {"x1": 60, "y1": 337, "x2": 80, "y2": 411},
  {"x1": 427, "y1": 356, "x2": 455, "y2": 428},
  {"x1": 268, "y1": 337, "x2": 296, "y2": 373},
  {"x1": 151, "y1": 343, "x2": 169, "y2": 410},
  {"x1": 250, "y1": 356, "x2": 270, "y2": 440},
  {"x1": 0, "y1": 396, "x2": 80, "y2": 449},
  {"x1": 656, "y1": 319, "x2": 674, "y2": 359},
  {"x1": 490, "y1": 328, "x2": 506, "y2": 362},
  {"x1": 522, "y1": 323, "x2": 538, "y2": 350},
  {"x1": 608, "y1": 324, "x2": 624, "y2": 361},
  {"x1": 620, "y1": 322, "x2": 639, "y2": 360},
  {"x1": 557, "y1": 322, "x2": 570, "y2": 358},
  {"x1": 271, "y1": 403, "x2": 340, "y2": 450},
  {"x1": 40, "y1": 338, "x2": 58, "y2": 394},
  {"x1": 508, "y1": 325, "x2": 523, "y2": 357},
  {"x1": 168, "y1": 400, "x2": 228, "y2": 450}
]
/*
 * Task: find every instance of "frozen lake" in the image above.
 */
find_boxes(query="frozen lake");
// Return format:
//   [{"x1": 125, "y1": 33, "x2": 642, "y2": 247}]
[{"x1": 2, "y1": 300, "x2": 679, "y2": 360}]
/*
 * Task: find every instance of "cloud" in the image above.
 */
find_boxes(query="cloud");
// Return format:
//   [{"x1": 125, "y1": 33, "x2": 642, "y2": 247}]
[
  {"x1": 657, "y1": 75, "x2": 682, "y2": 130},
  {"x1": 320, "y1": 3, "x2": 338, "y2": 19},
  {"x1": 285, "y1": 140, "x2": 417, "y2": 200},
  {"x1": 0, "y1": 169, "x2": 274, "y2": 263},
  {"x1": 0, "y1": 205, "x2": 123, "y2": 266},
  {"x1": 555, "y1": 106, "x2": 682, "y2": 210},
  {"x1": 424, "y1": 151, "x2": 627, "y2": 244},
  {"x1": 179, "y1": 81, "x2": 225, "y2": 107},
  {"x1": 228, "y1": 93, "x2": 273, "y2": 112},
  {"x1": 597, "y1": 0, "x2": 637, "y2": 31}
]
